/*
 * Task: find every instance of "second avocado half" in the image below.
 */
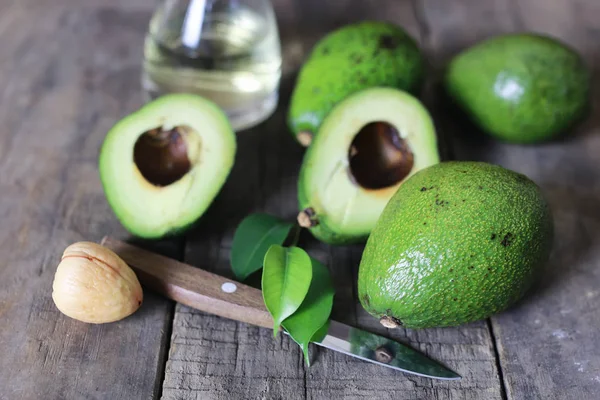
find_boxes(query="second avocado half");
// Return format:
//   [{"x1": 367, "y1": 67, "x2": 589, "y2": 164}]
[
  {"x1": 297, "y1": 87, "x2": 440, "y2": 245},
  {"x1": 288, "y1": 21, "x2": 424, "y2": 146}
]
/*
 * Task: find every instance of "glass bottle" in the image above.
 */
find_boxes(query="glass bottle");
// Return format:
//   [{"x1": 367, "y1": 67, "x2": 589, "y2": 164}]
[{"x1": 142, "y1": 0, "x2": 282, "y2": 131}]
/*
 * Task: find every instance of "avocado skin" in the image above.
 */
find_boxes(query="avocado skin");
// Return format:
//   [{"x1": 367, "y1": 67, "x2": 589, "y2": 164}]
[
  {"x1": 445, "y1": 33, "x2": 590, "y2": 143},
  {"x1": 288, "y1": 21, "x2": 424, "y2": 142},
  {"x1": 357, "y1": 161, "x2": 554, "y2": 329}
]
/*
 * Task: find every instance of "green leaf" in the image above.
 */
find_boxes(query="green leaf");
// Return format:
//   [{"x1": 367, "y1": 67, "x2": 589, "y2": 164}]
[
  {"x1": 262, "y1": 245, "x2": 313, "y2": 335},
  {"x1": 231, "y1": 214, "x2": 294, "y2": 281},
  {"x1": 310, "y1": 319, "x2": 330, "y2": 344},
  {"x1": 282, "y1": 258, "x2": 335, "y2": 366}
]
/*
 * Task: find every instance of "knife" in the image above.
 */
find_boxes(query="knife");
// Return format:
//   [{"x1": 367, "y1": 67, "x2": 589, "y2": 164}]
[{"x1": 100, "y1": 236, "x2": 461, "y2": 380}]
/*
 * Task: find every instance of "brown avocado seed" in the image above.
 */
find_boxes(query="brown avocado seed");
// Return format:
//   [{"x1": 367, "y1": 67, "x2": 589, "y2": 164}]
[
  {"x1": 133, "y1": 126, "x2": 192, "y2": 187},
  {"x1": 348, "y1": 121, "x2": 414, "y2": 190},
  {"x1": 52, "y1": 241, "x2": 143, "y2": 324}
]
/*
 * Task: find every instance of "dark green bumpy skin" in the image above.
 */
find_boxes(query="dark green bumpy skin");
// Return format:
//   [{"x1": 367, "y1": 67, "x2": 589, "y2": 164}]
[
  {"x1": 445, "y1": 33, "x2": 591, "y2": 143},
  {"x1": 357, "y1": 162, "x2": 554, "y2": 329},
  {"x1": 288, "y1": 21, "x2": 424, "y2": 143}
]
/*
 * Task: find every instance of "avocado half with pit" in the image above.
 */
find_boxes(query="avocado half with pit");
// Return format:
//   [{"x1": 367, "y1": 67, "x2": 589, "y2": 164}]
[
  {"x1": 297, "y1": 87, "x2": 440, "y2": 245},
  {"x1": 99, "y1": 93, "x2": 236, "y2": 239}
]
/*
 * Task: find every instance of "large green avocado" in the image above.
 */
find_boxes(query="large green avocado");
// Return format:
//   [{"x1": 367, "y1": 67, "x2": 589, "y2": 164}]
[
  {"x1": 357, "y1": 161, "x2": 554, "y2": 329},
  {"x1": 288, "y1": 21, "x2": 424, "y2": 146},
  {"x1": 445, "y1": 33, "x2": 590, "y2": 143}
]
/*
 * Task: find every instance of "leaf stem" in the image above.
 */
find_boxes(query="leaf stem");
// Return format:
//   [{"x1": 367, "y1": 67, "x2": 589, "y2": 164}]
[{"x1": 285, "y1": 223, "x2": 303, "y2": 247}]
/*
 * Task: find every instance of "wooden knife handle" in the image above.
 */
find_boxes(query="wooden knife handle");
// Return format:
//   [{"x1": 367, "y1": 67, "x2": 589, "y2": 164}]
[{"x1": 101, "y1": 236, "x2": 273, "y2": 329}]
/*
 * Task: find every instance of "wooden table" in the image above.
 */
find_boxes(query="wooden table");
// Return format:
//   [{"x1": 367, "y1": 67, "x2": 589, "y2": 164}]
[{"x1": 1, "y1": 0, "x2": 598, "y2": 399}]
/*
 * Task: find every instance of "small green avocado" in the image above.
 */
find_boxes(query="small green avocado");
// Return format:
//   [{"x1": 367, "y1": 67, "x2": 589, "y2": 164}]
[
  {"x1": 357, "y1": 161, "x2": 554, "y2": 329},
  {"x1": 297, "y1": 87, "x2": 439, "y2": 245},
  {"x1": 99, "y1": 94, "x2": 236, "y2": 239},
  {"x1": 288, "y1": 21, "x2": 424, "y2": 146},
  {"x1": 445, "y1": 33, "x2": 591, "y2": 143}
]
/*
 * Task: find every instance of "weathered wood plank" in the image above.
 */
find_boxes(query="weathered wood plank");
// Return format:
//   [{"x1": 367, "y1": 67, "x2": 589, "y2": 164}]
[
  {"x1": 0, "y1": 4, "x2": 177, "y2": 399},
  {"x1": 420, "y1": 0, "x2": 600, "y2": 398},
  {"x1": 163, "y1": 1, "x2": 503, "y2": 399}
]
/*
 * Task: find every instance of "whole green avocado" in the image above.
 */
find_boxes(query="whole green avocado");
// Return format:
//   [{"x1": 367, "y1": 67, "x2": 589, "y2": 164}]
[
  {"x1": 357, "y1": 161, "x2": 554, "y2": 329},
  {"x1": 288, "y1": 21, "x2": 424, "y2": 146},
  {"x1": 445, "y1": 33, "x2": 590, "y2": 143}
]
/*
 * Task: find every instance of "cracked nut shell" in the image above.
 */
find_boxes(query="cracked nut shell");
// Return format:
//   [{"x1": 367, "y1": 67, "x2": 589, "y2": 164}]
[{"x1": 52, "y1": 241, "x2": 143, "y2": 324}]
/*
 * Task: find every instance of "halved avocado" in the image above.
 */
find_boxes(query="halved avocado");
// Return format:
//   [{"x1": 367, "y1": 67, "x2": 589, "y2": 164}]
[
  {"x1": 99, "y1": 93, "x2": 236, "y2": 239},
  {"x1": 297, "y1": 87, "x2": 439, "y2": 245}
]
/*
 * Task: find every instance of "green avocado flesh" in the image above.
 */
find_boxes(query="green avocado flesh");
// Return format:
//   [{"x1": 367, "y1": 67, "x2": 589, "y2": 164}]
[
  {"x1": 357, "y1": 161, "x2": 554, "y2": 329},
  {"x1": 99, "y1": 93, "x2": 236, "y2": 239},
  {"x1": 445, "y1": 33, "x2": 590, "y2": 143},
  {"x1": 298, "y1": 87, "x2": 440, "y2": 245},
  {"x1": 288, "y1": 21, "x2": 424, "y2": 144}
]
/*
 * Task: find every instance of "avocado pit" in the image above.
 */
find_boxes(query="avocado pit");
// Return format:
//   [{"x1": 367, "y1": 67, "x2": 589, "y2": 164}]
[
  {"x1": 133, "y1": 126, "x2": 193, "y2": 187},
  {"x1": 348, "y1": 121, "x2": 414, "y2": 190}
]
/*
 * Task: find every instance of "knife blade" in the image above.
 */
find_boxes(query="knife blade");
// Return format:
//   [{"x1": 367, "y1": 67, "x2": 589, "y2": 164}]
[
  {"x1": 100, "y1": 236, "x2": 461, "y2": 380},
  {"x1": 314, "y1": 320, "x2": 460, "y2": 380}
]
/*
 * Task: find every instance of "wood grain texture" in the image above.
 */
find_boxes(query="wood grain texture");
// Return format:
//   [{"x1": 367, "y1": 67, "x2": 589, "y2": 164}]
[
  {"x1": 420, "y1": 0, "x2": 600, "y2": 399},
  {"x1": 2, "y1": 0, "x2": 598, "y2": 399},
  {"x1": 162, "y1": 1, "x2": 503, "y2": 399},
  {"x1": 0, "y1": 3, "x2": 177, "y2": 400}
]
